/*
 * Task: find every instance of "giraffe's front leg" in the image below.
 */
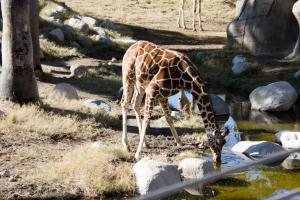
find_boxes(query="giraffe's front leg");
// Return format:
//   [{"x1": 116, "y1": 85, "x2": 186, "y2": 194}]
[
  {"x1": 135, "y1": 94, "x2": 154, "y2": 160},
  {"x1": 159, "y1": 98, "x2": 183, "y2": 147}
]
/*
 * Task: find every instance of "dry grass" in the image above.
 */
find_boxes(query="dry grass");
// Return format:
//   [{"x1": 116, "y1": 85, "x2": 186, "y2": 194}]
[
  {"x1": 28, "y1": 144, "x2": 135, "y2": 197},
  {"x1": 0, "y1": 97, "x2": 119, "y2": 141},
  {"x1": 40, "y1": 38, "x2": 83, "y2": 59}
]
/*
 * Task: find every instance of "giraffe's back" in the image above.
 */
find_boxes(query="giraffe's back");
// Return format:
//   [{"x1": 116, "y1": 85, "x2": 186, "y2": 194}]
[{"x1": 122, "y1": 40, "x2": 204, "y2": 98}]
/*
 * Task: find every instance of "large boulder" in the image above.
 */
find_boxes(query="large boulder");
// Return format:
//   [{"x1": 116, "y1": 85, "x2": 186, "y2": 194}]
[
  {"x1": 133, "y1": 158, "x2": 181, "y2": 195},
  {"x1": 227, "y1": 0, "x2": 298, "y2": 58},
  {"x1": 275, "y1": 130, "x2": 300, "y2": 149},
  {"x1": 231, "y1": 141, "x2": 287, "y2": 161},
  {"x1": 249, "y1": 81, "x2": 297, "y2": 111},
  {"x1": 178, "y1": 158, "x2": 214, "y2": 196},
  {"x1": 49, "y1": 83, "x2": 79, "y2": 100}
]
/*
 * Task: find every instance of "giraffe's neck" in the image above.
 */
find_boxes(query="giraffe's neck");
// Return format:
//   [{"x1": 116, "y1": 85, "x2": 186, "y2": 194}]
[{"x1": 182, "y1": 65, "x2": 220, "y2": 135}]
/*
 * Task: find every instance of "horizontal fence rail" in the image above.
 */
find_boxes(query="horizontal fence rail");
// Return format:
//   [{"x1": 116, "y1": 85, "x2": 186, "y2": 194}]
[{"x1": 133, "y1": 148, "x2": 300, "y2": 200}]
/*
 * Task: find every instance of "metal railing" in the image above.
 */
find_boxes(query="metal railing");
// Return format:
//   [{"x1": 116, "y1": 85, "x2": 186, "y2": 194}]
[{"x1": 133, "y1": 148, "x2": 300, "y2": 200}]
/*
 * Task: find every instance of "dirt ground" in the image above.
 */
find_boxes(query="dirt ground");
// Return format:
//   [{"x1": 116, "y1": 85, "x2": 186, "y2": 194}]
[{"x1": 0, "y1": 0, "x2": 236, "y2": 199}]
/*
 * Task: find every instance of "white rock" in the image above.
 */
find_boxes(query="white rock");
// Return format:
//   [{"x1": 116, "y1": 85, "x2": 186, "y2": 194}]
[
  {"x1": 133, "y1": 157, "x2": 181, "y2": 195},
  {"x1": 275, "y1": 130, "x2": 300, "y2": 149},
  {"x1": 232, "y1": 55, "x2": 249, "y2": 75},
  {"x1": 68, "y1": 18, "x2": 89, "y2": 34},
  {"x1": 282, "y1": 152, "x2": 300, "y2": 170},
  {"x1": 49, "y1": 83, "x2": 79, "y2": 100},
  {"x1": 249, "y1": 81, "x2": 298, "y2": 111},
  {"x1": 43, "y1": 3, "x2": 67, "y2": 19},
  {"x1": 79, "y1": 16, "x2": 98, "y2": 28},
  {"x1": 76, "y1": 35, "x2": 93, "y2": 48},
  {"x1": 0, "y1": 169, "x2": 10, "y2": 178},
  {"x1": 69, "y1": 64, "x2": 87, "y2": 78},
  {"x1": 178, "y1": 158, "x2": 214, "y2": 196},
  {"x1": 231, "y1": 141, "x2": 286, "y2": 160},
  {"x1": 294, "y1": 70, "x2": 300, "y2": 78},
  {"x1": 84, "y1": 99, "x2": 111, "y2": 112},
  {"x1": 49, "y1": 28, "x2": 64, "y2": 42}
]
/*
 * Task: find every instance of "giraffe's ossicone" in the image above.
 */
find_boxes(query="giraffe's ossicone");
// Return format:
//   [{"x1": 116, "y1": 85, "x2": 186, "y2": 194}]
[{"x1": 121, "y1": 40, "x2": 228, "y2": 162}]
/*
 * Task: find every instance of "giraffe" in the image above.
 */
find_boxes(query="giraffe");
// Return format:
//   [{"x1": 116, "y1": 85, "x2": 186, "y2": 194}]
[
  {"x1": 121, "y1": 40, "x2": 228, "y2": 162},
  {"x1": 177, "y1": 0, "x2": 203, "y2": 31}
]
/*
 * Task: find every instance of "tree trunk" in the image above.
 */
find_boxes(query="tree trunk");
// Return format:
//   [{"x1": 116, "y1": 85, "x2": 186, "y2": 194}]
[
  {"x1": 0, "y1": 0, "x2": 39, "y2": 103},
  {"x1": 30, "y1": 0, "x2": 42, "y2": 72}
]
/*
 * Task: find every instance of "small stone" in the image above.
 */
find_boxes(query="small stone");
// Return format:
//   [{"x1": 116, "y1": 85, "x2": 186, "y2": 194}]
[
  {"x1": 171, "y1": 111, "x2": 181, "y2": 118},
  {"x1": 294, "y1": 70, "x2": 300, "y2": 78},
  {"x1": 68, "y1": 17, "x2": 89, "y2": 34},
  {"x1": 69, "y1": 64, "x2": 87, "y2": 78},
  {"x1": 232, "y1": 55, "x2": 249, "y2": 75},
  {"x1": 111, "y1": 57, "x2": 117, "y2": 63},
  {"x1": 9, "y1": 176, "x2": 18, "y2": 182},
  {"x1": 49, "y1": 28, "x2": 64, "y2": 42},
  {"x1": 84, "y1": 99, "x2": 111, "y2": 112},
  {"x1": 100, "y1": 19, "x2": 117, "y2": 29},
  {"x1": 79, "y1": 16, "x2": 98, "y2": 28},
  {"x1": 0, "y1": 169, "x2": 10, "y2": 178}
]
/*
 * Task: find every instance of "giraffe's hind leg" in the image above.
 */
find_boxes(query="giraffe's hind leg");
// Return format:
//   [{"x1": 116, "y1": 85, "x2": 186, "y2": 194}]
[
  {"x1": 121, "y1": 83, "x2": 134, "y2": 152},
  {"x1": 159, "y1": 98, "x2": 183, "y2": 147},
  {"x1": 132, "y1": 87, "x2": 149, "y2": 148}
]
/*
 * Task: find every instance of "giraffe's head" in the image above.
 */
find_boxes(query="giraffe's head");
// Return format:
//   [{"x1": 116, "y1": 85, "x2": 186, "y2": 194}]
[{"x1": 207, "y1": 129, "x2": 229, "y2": 162}]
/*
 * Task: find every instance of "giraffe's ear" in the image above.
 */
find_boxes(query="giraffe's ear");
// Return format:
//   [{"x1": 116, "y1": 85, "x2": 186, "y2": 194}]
[{"x1": 221, "y1": 128, "x2": 229, "y2": 138}]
